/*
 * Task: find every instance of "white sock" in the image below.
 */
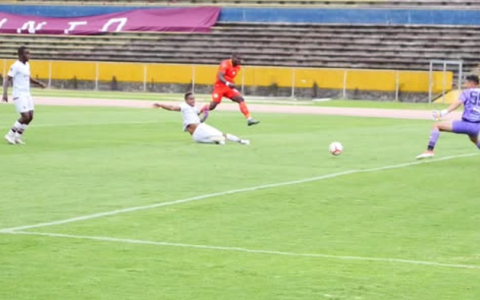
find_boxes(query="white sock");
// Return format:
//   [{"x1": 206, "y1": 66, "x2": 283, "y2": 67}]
[
  {"x1": 7, "y1": 121, "x2": 22, "y2": 136},
  {"x1": 20, "y1": 123, "x2": 28, "y2": 133},
  {"x1": 225, "y1": 133, "x2": 241, "y2": 143},
  {"x1": 15, "y1": 124, "x2": 28, "y2": 138}
]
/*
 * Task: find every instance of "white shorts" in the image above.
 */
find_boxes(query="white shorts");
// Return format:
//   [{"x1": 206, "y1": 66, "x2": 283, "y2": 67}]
[
  {"x1": 13, "y1": 94, "x2": 34, "y2": 113},
  {"x1": 192, "y1": 123, "x2": 224, "y2": 143}
]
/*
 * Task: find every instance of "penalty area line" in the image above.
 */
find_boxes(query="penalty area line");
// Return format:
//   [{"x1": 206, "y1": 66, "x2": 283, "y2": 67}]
[{"x1": 2, "y1": 230, "x2": 480, "y2": 270}]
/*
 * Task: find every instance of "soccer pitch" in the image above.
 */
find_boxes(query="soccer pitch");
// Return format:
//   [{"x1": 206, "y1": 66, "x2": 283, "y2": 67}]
[{"x1": 1, "y1": 101, "x2": 479, "y2": 300}]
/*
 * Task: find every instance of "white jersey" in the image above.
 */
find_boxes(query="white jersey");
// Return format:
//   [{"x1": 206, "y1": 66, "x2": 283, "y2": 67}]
[
  {"x1": 180, "y1": 103, "x2": 201, "y2": 131},
  {"x1": 8, "y1": 60, "x2": 31, "y2": 98}
]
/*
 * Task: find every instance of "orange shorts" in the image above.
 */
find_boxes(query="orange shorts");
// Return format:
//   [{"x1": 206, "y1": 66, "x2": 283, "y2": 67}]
[{"x1": 211, "y1": 84, "x2": 241, "y2": 104}]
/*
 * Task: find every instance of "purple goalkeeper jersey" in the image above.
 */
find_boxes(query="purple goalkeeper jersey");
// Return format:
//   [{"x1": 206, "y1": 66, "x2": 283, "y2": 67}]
[{"x1": 459, "y1": 88, "x2": 480, "y2": 122}]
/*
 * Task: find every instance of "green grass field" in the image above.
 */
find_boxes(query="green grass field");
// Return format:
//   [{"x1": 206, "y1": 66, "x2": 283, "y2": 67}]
[{"x1": 1, "y1": 103, "x2": 479, "y2": 300}]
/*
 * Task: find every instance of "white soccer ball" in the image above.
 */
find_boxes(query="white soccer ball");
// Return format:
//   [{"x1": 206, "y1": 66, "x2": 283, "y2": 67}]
[{"x1": 329, "y1": 142, "x2": 343, "y2": 156}]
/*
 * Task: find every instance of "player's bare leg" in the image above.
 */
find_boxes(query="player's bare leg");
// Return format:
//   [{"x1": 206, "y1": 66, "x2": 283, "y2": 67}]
[
  {"x1": 230, "y1": 95, "x2": 260, "y2": 126},
  {"x1": 200, "y1": 101, "x2": 218, "y2": 115},
  {"x1": 416, "y1": 121, "x2": 453, "y2": 159},
  {"x1": 208, "y1": 101, "x2": 218, "y2": 111},
  {"x1": 468, "y1": 135, "x2": 480, "y2": 150}
]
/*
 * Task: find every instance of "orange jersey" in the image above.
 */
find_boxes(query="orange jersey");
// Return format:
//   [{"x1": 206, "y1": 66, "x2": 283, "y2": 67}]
[{"x1": 215, "y1": 59, "x2": 241, "y2": 86}]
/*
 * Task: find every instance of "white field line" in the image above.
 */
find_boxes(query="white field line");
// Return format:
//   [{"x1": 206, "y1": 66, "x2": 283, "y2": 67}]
[
  {"x1": 3, "y1": 230, "x2": 480, "y2": 270},
  {"x1": 1, "y1": 153, "x2": 477, "y2": 233}
]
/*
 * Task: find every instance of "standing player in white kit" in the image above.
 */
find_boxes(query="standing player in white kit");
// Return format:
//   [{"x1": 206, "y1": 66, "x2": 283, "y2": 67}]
[
  {"x1": 2, "y1": 46, "x2": 46, "y2": 144},
  {"x1": 153, "y1": 92, "x2": 250, "y2": 145}
]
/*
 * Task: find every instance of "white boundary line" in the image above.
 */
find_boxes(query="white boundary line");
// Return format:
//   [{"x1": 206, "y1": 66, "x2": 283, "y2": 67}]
[
  {"x1": 1, "y1": 153, "x2": 477, "y2": 233},
  {"x1": 4, "y1": 230, "x2": 480, "y2": 270}
]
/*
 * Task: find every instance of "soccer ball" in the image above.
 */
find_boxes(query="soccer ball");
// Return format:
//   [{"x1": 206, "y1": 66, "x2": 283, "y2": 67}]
[{"x1": 329, "y1": 142, "x2": 343, "y2": 156}]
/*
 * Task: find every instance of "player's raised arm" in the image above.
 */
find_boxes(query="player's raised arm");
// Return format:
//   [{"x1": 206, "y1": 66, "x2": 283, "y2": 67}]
[
  {"x1": 447, "y1": 99, "x2": 463, "y2": 113},
  {"x1": 432, "y1": 94, "x2": 465, "y2": 121},
  {"x1": 30, "y1": 77, "x2": 46, "y2": 89},
  {"x1": 2, "y1": 76, "x2": 12, "y2": 102},
  {"x1": 152, "y1": 103, "x2": 181, "y2": 111}
]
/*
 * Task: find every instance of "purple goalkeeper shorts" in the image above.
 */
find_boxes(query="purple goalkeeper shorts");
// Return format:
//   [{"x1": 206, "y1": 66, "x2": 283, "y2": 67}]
[{"x1": 453, "y1": 120, "x2": 480, "y2": 137}]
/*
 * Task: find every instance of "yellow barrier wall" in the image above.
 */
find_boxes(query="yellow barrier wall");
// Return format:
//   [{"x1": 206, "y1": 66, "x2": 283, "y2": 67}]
[
  {"x1": 147, "y1": 64, "x2": 193, "y2": 83},
  {"x1": 434, "y1": 89, "x2": 461, "y2": 104},
  {"x1": 98, "y1": 62, "x2": 144, "y2": 82},
  {"x1": 51, "y1": 61, "x2": 96, "y2": 80},
  {"x1": 347, "y1": 70, "x2": 396, "y2": 92},
  {"x1": 3, "y1": 60, "x2": 452, "y2": 93},
  {"x1": 244, "y1": 67, "x2": 293, "y2": 87},
  {"x1": 194, "y1": 65, "x2": 219, "y2": 85},
  {"x1": 296, "y1": 69, "x2": 345, "y2": 89}
]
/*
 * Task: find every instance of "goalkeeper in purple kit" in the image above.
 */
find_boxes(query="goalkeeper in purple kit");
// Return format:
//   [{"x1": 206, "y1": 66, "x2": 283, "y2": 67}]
[{"x1": 417, "y1": 75, "x2": 480, "y2": 159}]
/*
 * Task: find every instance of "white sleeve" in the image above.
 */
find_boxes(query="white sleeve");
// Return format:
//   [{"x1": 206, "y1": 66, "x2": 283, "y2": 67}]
[
  {"x1": 179, "y1": 103, "x2": 187, "y2": 111},
  {"x1": 7, "y1": 63, "x2": 17, "y2": 78}
]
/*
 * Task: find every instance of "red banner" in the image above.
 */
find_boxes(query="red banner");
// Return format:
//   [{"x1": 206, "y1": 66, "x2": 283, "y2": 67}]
[{"x1": 0, "y1": 7, "x2": 220, "y2": 35}]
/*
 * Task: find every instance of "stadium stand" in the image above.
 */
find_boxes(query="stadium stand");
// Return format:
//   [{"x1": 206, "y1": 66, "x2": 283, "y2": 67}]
[
  {"x1": 0, "y1": 23, "x2": 477, "y2": 74},
  {"x1": 0, "y1": 2, "x2": 475, "y2": 96},
  {"x1": 13, "y1": 0, "x2": 480, "y2": 8}
]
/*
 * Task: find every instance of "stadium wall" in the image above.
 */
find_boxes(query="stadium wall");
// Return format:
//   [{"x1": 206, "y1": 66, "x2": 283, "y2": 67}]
[
  {"x1": 1, "y1": 59, "x2": 451, "y2": 100},
  {"x1": 1, "y1": 5, "x2": 480, "y2": 25}
]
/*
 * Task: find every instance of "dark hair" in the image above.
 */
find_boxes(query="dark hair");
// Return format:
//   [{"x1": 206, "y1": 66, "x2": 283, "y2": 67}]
[
  {"x1": 467, "y1": 75, "x2": 479, "y2": 85},
  {"x1": 184, "y1": 92, "x2": 193, "y2": 100},
  {"x1": 18, "y1": 46, "x2": 28, "y2": 56}
]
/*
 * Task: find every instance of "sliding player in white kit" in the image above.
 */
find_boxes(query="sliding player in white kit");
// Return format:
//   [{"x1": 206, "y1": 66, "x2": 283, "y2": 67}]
[
  {"x1": 153, "y1": 92, "x2": 250, "y2": 145},
  {"x1": 2, "y1": 46, "x2": 46, "y2": 144}
]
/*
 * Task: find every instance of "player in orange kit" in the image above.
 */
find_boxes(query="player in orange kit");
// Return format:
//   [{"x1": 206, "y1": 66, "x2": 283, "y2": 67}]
[{"x1": 203, "y1": 54, "x2": 260, "y2": 126}]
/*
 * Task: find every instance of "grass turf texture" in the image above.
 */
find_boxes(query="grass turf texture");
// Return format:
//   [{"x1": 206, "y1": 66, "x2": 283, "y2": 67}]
[
  {"x1": 30, "y1": 88, "x2": 450, "y2": 110},
  {"x1": 1, "y1": 105, "x2": 479, "y2": 300}
]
